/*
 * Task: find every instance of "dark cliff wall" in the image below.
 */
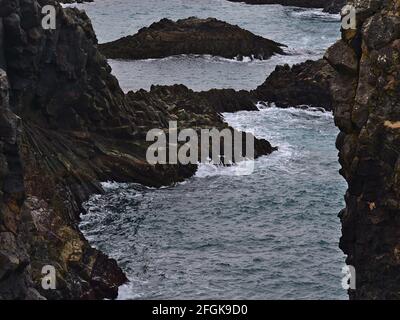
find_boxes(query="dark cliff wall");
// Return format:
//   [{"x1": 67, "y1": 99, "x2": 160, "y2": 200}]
[
  {"x1": 326, "y1": 0, "x2": 400, "y2": 299},
  {"x1": 0, "y1": 0, "x2": 131, "y2": 299}
]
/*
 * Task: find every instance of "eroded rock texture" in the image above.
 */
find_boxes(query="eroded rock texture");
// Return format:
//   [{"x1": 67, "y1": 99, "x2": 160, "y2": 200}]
[
  {"x1": 326, "y1": 0, "x2": 400, "y2": 299},
  {"x1": 0, "y1": 0, "x2": 274, "y2": 299},
  {"x1": 99, "y1": 17, "x2": 285, "y2": 61}
]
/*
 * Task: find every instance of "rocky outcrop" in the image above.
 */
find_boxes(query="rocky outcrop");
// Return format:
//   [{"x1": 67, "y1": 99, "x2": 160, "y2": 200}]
[
  {"x1": 254, "y1": 59, "x2": 336, "y2": 110},
  {"x1": 227, "y1": 0, "x2": 345, "y2": 13},
  {"x1": 199, "y1": 89, "x2": 258, "y2": 113},
  {"x1": 99, "y1": 17, "x2": 286, "y2": 60},
  {"x1": 126, "y1": 85, "x2": 276, "y2": 159},
  {"x1": 326, "y1": 0, "x2": 400, "y2": 299},
  {"x1": 167, "y1": 59, "x2": 336, "y2": 112},
  {"x1": 0, "y1": 0, "x2": 274, "y2": 299},
  {"x1": 195, "y1": 59, "x2": 337, "y2": 112}
]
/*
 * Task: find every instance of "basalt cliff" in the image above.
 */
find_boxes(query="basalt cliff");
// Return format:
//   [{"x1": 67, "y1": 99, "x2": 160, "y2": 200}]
[
  {"x1": 325, "y1": 0, "x2": 400, "y2": 299},
  {"x1": 0, "y1": 0, "x2": 274, "y2": 299}
]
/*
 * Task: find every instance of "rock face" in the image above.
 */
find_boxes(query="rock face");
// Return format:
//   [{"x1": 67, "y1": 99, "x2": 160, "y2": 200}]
[
  {"x1": 99, "y1": 17, "x2": 286, "y2": 60},
  {"x1": 326, "y1": 0, "x2": 400, "y2": 299},
  {"x1": 0, "y1": 67, "x2": 42, "y2": 300},
  {"x1": 254, "y1": 59, "x2": 336, "y2": 110},
  {"x1": 227, "y1": 0, "x2": 345, "y2": 13},
  {"x1": 0, "y1": 0, "x2": 274, "y2": 299}
]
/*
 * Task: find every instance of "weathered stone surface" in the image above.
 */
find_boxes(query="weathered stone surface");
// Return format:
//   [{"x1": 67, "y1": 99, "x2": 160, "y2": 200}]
[
  {"x1": 328, "y1": 0, "x2": 400, "y2": 299},
  {"x1": 324, "y1": 40, "x2": 359, "y2": 75},
  {"x1": 0, "y1": 67, "x2": 42, "y2": 300},
  {"x1": 99, "y1": 17, "x2": 285, "y2": 61}
]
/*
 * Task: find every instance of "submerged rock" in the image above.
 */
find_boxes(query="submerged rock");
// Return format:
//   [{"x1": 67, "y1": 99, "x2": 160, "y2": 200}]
[{"x1": 99, "y1": 17, "x2": 286, "y2": 60}]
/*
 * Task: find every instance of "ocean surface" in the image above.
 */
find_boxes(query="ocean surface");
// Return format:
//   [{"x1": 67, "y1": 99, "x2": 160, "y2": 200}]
[{"x1": 68, "y1": 0, "x2": 348, "y2": 299}]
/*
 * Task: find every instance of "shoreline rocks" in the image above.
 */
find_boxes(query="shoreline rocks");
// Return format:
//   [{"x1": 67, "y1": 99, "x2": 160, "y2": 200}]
[
  {"x1": 99, "y1": 17, "x2": 286, "y2": 61},
  {"x1": 253, "y1": 59, "x2": 336, "y2": 110},
  {"x1": 183, "y1": 59, "x2": 336, "y2": 112}
]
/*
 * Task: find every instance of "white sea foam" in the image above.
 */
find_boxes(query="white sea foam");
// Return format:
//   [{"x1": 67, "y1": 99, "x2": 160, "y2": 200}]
[
  {"x1": 287, "y1": 8, "x2": 341, "y2": 21},
  {"x1": 101, "y1": 181, "x2": 128, "y2": 190},
  {"x1": 130, "y1": 54, "x2": 267, "y2": 64},
  {"x1": 195, "y1": 160, "x2": 256, "y2": 178}
]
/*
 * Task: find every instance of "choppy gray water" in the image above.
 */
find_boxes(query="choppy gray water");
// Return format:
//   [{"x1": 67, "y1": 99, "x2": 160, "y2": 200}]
[
  {"x1": 69, "y1": 0, "x2": 348, "y2": 299},
  {"x1": 65, "y1": 0, "x2": 340, "y2": 91}
]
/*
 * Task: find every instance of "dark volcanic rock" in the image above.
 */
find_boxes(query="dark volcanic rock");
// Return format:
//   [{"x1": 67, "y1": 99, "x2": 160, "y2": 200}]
[
  {"x1": 199, "y1": 89, "x2": 258, "y2": 113},
  {"x1": 176, "y1": 59, "x2": 337, "y2": 112},
  {"x1": 253, "y1": 59, "x2": 336, "y2": 110},
  {"x1": 227, "y1": 0, "x2": 345, "y2": 13},
  {"x1": 126, "y1": 84, "x2": 276, "y2": 159},
  {"x1": 323, "y1": 0, "x2": 346, "y2": 13},
  {"x1": 0, "y1": 0, "x2": 275, "y2": 300},
  {"x1": 99, "y1": 17, "x2": 286, "y2": 60},
  {"x1": 0, "y1": 68, "x2": 43, "y2": 300},
  {"x1": 327, "y1": 0, "x2": 400, "y2": 299}
]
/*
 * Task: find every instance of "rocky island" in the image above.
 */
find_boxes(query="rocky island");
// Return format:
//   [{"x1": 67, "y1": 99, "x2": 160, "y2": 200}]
[{"x1": 99, "y1": 17, "x2": 286, "y2": 61}]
